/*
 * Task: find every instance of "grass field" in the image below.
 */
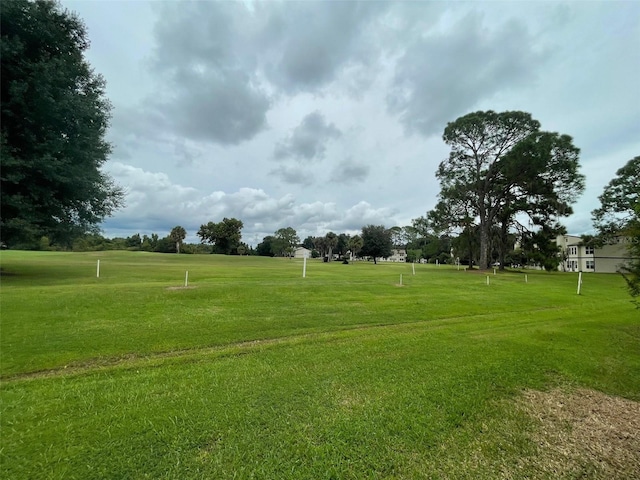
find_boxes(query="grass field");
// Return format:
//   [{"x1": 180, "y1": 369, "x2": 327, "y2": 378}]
[{"x1": 1, "y1": 250, "x2": 638, "y2": 479}]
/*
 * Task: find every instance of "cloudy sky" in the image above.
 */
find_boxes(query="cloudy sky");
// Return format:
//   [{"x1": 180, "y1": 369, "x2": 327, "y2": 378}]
[{"x1": 63, "y1": 0, "x2": 639, "y2": 246}]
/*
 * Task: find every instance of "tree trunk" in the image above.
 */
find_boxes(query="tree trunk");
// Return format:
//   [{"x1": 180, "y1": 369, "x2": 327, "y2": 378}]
[
  {"x1": 479, "y1": 219, "x2": 489, "y2": 270},
  {"x1": 466, "y1": 223, "x2": 473, "y2": 269},
  {"x1": 498, "y1": 221, "x2": 508, "y2": 270}
]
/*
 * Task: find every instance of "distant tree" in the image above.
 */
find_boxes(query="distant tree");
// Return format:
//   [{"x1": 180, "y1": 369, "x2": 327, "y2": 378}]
[
  {"x1": 141, "y1": 235, "x2": 153, "y2": 252},
  {"x1": 313, "y1": 236, "x2": 328, "y2": 258},
  {"x1": 197, "y1": 218, "x2": 243, "y2": 254},
  {"x1": 126, "y1": 233, "x2": 142, "y2": 250},
  {"x1": 302, "y1": 236, "x2": 315, "y2": 250},
  {"x1": 388, "y1": 226, "x2": 404, "y2": 248},
  {"x1": 335, "y1": 233, "x2": 350, "y2": 259},
  {"x1": 400, "y1": 226, "x2": 418, "y2": 247},
  {"x1": 272, "y1": 227, "x2": 299, "y2": 257},
  {"x1": 348, "y1": 234, "x2": 364, "y2": 260},
  {"x1": 0, "y1": 0, "x2": 123, "y2": 248},
  {"x1": 169, "y1": 226, "x2": 186, "y2": 254},
  {"x1": 325, "y1": 232, "x2": 338, "y2": 261},
  {"x1": 360, "y1": 225, "x2": 392, "y2": 264},
  {"x1": 256, "y1": 235, "x2": 275, "y2": 257},
  {"x1": 155, "y1": 235, "x2": 176, "y2": 253}
]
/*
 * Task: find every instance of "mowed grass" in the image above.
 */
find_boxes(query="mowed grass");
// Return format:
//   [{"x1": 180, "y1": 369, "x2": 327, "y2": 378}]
[{"x1": 1, "y1": 250, "x2": 638, "y2": 479}]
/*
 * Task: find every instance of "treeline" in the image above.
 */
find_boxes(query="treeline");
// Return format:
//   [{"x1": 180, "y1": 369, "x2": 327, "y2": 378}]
[
  {"x1": 30, "y1": 219, "x2": 555, "y2": 268},
  {"x1": 36, "y1": 232, "x2": 216, "y2": 254}
]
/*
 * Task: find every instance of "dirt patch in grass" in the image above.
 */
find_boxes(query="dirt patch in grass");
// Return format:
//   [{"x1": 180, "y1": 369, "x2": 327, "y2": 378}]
[{"x1": 518, "y1": 388, "x2": 640, "y2": 479}]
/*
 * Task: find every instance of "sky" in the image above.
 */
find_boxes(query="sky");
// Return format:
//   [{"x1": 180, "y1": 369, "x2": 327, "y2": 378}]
[{"x1": 62, "y1": 0, "x2": 640, "y2": 246}]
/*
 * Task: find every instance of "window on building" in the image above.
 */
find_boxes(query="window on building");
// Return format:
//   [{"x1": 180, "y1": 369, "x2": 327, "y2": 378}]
[
  {"x1": 586, "y1": 260, "x2": 595, "y2": 270},
  {"x1": 585, "y1": 246, "x2": 594, "y2": 255}
]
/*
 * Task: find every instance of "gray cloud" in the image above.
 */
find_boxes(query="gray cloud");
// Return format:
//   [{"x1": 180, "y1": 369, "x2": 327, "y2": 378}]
[
  {"x1": 260, "y1": 1, "x2": 386, "y2": 93},
  {"x1": 157, "y1": 70, "x2": 269, "y2": 145},
  {"x1": 140, "y1": 2, "x2": 388, "y2": 146},
  {"x1": 144, "y1": 2, "x2": 269, "y2": 145},
  {"x1": 330, "y1": 160, "x2": 370, "y2": 184},
  {"x1": 387, "y1": 12, "x2": 546, "y2": 137},
  {"x1": 274, "y1": 111, "x2": 341, "y2": 161},
  {"x1": 269, "y1": 165, "x2": 315, "y2": 186}
]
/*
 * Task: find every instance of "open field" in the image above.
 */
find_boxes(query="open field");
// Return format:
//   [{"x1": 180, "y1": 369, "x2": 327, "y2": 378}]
[{"x1": 1, "y1": 251, "x2": 639, "y2": 479}]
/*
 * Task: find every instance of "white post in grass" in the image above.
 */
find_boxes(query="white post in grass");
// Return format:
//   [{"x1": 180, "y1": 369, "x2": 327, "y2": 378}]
[
  {"x1": 486, "y1": 275, "x2": 490, "y2": 286},
  {"x1": 412, "y1": 262, "x2": 415, "y2": 276},
  {"x1": 400, "y1": 274, "x2": 403, "y2": 286},
  {"x1": 436, "y1": 259, "x2": 439, "y2": 266},
  {"x1": 185, "y1": 270, "x2": 189, "y2": 287},
  {"x1": 525, "y1": 274, "x2": 528, "y2": 283},
  {"x1": 493, "y1": 268, "x2": 496, "y2": 275},
  {"x1": 577, "y1": 271, "x2": 582, "y2": 295},
  {"x1": 96, "y1": 259, "x2": 100, "y2": 278},
  {"x1": 302, "y1": 256, "x2": 307, "y2": 278}
]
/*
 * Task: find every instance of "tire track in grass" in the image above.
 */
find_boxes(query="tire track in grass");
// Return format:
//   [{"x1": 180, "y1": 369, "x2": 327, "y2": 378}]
[{"x1": 0, "y1": 305, "x2": 607, "y2": 382}]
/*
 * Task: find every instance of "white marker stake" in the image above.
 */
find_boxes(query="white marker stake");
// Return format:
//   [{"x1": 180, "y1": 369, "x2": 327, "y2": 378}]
[
  {"x1": 96, "y1": 259, "x2": 100, "y2": 278},
  {"x1": 412, "y1": 262, "x2": 415, "y2": 276},
  {"x1": 185, "y1": 270, "x2": 189, "y2": 287},
  {"x1": 436, "y1": 259, "x2": 439, "y2": 266},
  {"x1": 577, "y1": 271, "x2": 582, "y2": 295},
  {"x1": 302, "y1": 257, "x2": 307, "y2": 278},
  {"x1": 400, "y1": 274, "x2": 403, "y2": 286},
  {"x1": 493, "y1": 268, "x2": 496, "y2": 275},
  {"x1": 525, "y1": 274, "x2": 528, "y2": 283},
  {"x1": 486, "y1": 276, "x2": 490, "y2": 286}
]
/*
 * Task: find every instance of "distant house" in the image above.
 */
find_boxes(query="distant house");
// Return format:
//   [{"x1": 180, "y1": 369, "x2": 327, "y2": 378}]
[
  {"x1": 294, "y1": 247, "x2": 311, "y2": 259},
  {"x1": 556, "y1": 234, "x2": 634, "y2": 273},
  {"x1": 382, "y1": 249, "x2": 407, "y2": 262}
]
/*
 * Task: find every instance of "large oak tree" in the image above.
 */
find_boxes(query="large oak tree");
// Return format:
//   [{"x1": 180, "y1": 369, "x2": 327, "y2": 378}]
[{"x1": 1, "y1": 0, "x2": 123, "y2": 247}]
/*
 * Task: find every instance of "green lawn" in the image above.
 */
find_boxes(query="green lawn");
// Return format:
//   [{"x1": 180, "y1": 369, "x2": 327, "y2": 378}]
[{"x1": 1, "y1": 251, "x2": 638, "y2": 479}]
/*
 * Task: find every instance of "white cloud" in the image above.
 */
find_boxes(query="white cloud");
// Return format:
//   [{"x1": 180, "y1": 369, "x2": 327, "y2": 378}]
[{"x1": 103, "y1": 163, "x2": 399, "y2": 244}]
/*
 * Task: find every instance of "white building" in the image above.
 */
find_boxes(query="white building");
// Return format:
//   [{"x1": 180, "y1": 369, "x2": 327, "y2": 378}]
[
  {"x1": 381, "y1": 249, "x2": 406, "y2": 262},
  {"x1": 556, "y1": 234, "x2": 634, "y2": 273},
  {"x1": 293, "y1": 247, "x2": 311, "y2": 259}
]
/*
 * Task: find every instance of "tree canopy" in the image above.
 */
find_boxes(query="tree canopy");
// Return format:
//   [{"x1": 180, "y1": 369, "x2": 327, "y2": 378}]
[
  {"x1": 435, "y1": 110, "x2": 584, "y2": 269},
  {"x1": 169, "y1": 226, "x2": 186, "y2": 254},
  {"x1": 272, "y1": 227, "x2": 299, "y2": 257},
  {"x1": 592, "y1": 156, "x2": 640, "y2": 305},
  {"x1": 1, "y1": 0, "x2": 123, "y2": 247},
  {"x1": 197, "y1": 218, "x2": 243, "y2": 254},
  {"x1": 592, "y1": 156, "x2": 640, "y2": 239},
  {"x1": 360, "y1": 225, "x2": 392, "y2": 264}
]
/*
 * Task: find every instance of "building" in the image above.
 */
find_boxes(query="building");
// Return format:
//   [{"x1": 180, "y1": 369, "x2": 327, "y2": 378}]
[
  {"x1": 381, "y1": 249, "x2": 407, "y2": 262},
  {"x1": 556, "y1": 234, "x2": 634, "y2": 273},
  {"x1": 293, "y1": 247, "x2": 311, "y2": 259}
]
